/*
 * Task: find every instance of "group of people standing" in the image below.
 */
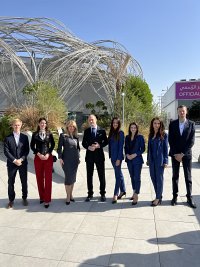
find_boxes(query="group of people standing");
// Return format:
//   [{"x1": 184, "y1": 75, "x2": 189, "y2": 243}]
[{"x1": 3, "y1": 104, "x2": 197, "y2": 209}]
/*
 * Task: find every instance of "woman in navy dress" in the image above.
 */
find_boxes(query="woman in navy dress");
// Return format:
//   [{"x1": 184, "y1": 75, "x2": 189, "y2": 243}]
[
  {"x1": 147, "y1": 117, "x2": 168, "y2": 206},
  {"x1": 125, "y1": 122, "x2": 145, "y2": 205},
  {"x1": 108, "y1": 117, "x2": 126, "y2": 204}
]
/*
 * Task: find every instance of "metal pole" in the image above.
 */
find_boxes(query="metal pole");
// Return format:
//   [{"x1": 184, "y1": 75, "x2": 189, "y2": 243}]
[{"x1": 121, "y1": 92, "x2": 125, "y2": 130}]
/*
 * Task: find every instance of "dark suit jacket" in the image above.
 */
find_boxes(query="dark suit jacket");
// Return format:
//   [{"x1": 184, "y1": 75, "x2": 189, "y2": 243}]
[
  {"x1": 125, "y1": 134, "x2": 145, "y2": 164},
  {"x1": 4, "y1": 133, "x2": 30, "y2": 167},
  {"x1": 108, "y1": 130, "x2": 124, "y2": 161},
  {"x1": 147, "y1": 133, "x2": 168, "y2": 167},
  {"x1": 168, "y1": 119, "x2": 195, "y2": 158},
  {"x1": 82, "y1": 126, "x2": 108, "y2": 162},
  {"x1": 30, "y1": 131, "x2": 55, "y2": 155}
]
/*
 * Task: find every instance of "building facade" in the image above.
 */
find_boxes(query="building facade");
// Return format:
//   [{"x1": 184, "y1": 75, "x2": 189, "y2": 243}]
[{"x1": 161, "y1": 79, "x2": 200, "y2": 123}]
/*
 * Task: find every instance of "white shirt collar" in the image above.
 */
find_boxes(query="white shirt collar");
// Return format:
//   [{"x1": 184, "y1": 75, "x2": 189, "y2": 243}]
[
  {"x1": 13, "y1": 132, "x2": 20, "y2": 137},
  {"x1": 13, "y1": 132, "x2": 20, "y2": 145},
  {"x1": 179, "y1": 119, "x2": 187, "y2": 125}
]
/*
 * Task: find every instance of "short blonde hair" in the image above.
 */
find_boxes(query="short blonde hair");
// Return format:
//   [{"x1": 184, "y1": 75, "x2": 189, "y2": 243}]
[
  {"x1": 12, "y1": 118, "x2": 22, "y2": 126},
  {"x1": 65, "y1": 120, "x2": 78, "y2": 137}
]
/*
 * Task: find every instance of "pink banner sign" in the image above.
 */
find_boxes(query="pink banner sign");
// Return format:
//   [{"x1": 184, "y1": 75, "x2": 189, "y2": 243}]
[{"x1": 176, "y1": 82, "x2": 200, "y2": 99}]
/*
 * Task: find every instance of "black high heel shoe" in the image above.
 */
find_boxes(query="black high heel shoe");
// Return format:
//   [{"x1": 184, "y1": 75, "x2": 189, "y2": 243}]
[
  {"x1": 132, "y1": 201, "x2": 138, "y2": 205},
  {"x1": 117, "y1": 192, "x2": 126, "y2": 200},
  {"x1": 112, "y1": 196, "x2": 118, "y2": 204}
]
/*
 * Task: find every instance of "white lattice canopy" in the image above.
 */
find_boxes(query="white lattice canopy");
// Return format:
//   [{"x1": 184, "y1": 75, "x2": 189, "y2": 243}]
[{"x1": 0, "y1": 17, "x2": 143, "y2": 110}]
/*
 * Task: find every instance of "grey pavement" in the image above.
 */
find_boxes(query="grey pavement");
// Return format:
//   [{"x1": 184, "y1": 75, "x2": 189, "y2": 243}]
[{"x1": 0, "y1": 129, "x2": 200, "y2": 267}]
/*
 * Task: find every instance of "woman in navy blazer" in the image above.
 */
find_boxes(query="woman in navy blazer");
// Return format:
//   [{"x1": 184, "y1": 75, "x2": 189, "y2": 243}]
[
  {"x1": 147, "y1": 117, "x2": 168, "y2": 206},
  {"x1": 108, "y1": 117, "x2": 126, "y2": 203},
  {"x1": 125, "y1": 122, "x2": 145, "y2": 205}
]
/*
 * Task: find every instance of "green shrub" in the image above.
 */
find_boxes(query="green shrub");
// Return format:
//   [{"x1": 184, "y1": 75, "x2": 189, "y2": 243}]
[{"x1": 0, "y1": 115, "x2": 12, "y2": 141}]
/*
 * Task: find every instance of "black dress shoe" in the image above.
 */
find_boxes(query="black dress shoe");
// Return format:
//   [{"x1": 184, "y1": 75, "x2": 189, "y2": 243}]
[
  {"x1": 171, "y1": 197, "x2": 177, "y2": 206},
  {"x1": 40, "y1": 200, "x2": 44, "y2": 204},
  {"x1": 66, "y1": 201, "x2": 70, "y2": 205},
  {"x1": 44, "y1": 204, "x2": 49, "y2": 208},
  {"x1": 100, "y1": 196, "x2": 106, "y2": 202},
  {"x1": 70, "y1": 198, "x2": 75, "y2": 202},
  {"x1": 85, "y1": 196, "x2": 93, "y2": 202},
  {"x1": 187, "y1": 198, "x2": 197, "y2": 209},
  {"x1": 22, "y1": 199, "x2": 28, "y2": 206},
  {"x1": 117, "y1": 192, "x2": 126, "y2": 200},
  {"x1": 112, "y1": 199, "x2": 117, "y2": 204}
]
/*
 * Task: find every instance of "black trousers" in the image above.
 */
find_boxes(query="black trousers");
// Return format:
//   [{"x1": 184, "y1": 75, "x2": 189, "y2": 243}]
[
  {"x1": 86, "y1": 160, "x2": 106, "y2": 196},
  {"x1": 171, "y1": 156, "x2": 192, "y2": 198},
  {"x1": 7, "y1": 164, "x2": 28, "y2": 202}
]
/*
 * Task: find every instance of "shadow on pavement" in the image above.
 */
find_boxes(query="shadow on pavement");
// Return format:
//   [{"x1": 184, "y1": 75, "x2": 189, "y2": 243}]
[
  {"x1": 77, "y1": 231, "x2": 200, "y2": 267},
  {"x1": 192, "y1": 161, "x2": 200, "y2": 169}
]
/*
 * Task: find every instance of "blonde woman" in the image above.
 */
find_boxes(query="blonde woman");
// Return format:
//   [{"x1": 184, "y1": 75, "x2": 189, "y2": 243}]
[{"x1": 57, "y1": 120, "x2": 80, "y2": 205}]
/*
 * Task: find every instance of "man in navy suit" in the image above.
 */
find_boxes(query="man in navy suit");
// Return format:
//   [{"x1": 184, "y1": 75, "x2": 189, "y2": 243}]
[
  {"x1": 168, "y1": 105, "x2": 196, "y2": 208},
  {"x1": 4, "y1": 118, "x2": 30, "y2": 208},
  {"x1": 82, "y1": 114, "x2": 108, "y2": 202}
]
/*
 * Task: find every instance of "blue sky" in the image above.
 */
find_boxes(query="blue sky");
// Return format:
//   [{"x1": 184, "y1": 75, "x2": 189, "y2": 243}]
[{"x1": 1, "y1": 0, "x2": 200, "y2": 101}]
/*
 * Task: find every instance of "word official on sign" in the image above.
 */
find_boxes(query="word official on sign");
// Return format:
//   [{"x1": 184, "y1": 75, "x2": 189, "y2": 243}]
[{"x1": 176, "y1": 82, "x2": 200, "y2": 100}]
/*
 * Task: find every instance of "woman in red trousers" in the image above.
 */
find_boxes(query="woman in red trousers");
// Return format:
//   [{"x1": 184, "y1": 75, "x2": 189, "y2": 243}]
[{"x1": 31, "y1": 117, "x2": 55, "y2": 208}]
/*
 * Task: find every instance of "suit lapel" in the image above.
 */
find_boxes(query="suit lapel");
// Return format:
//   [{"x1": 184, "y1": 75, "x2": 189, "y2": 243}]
[
  {"x1": 96, "y1": 126, "x2": 100, "y2": 138},
  {"x1": 175, "y1": 120, "x2": 181, "y2": 136},
  {"x1": 11, "y1": 133, "x2": 18, "y2": 148},
  {"x1": 18, "y1": 133, "x2": 23, "y2": 148}
]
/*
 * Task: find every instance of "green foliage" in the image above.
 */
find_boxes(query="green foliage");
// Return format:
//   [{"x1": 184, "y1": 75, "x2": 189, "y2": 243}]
[
  {"x1": 124, "y1": 75, "x2": 153, "y2": 112},
  {"x1": 51, "y1": 130, "x2": 60, "y2": 151},
  {"x1": 22, "y1": 81, "x2": 67, "y2": 130},
  {"x1": 113, "y1": 75, "x2": 154, "y2": 127},
  {"x1": 0, "y1": 115, "x2": 12, "y2": 141},
  {"x1": 85, "y1": 100, "x2": 111, "y2": 129},
  {"x1": 188, "y1": 100, "x2": 200, "y2": 120}
]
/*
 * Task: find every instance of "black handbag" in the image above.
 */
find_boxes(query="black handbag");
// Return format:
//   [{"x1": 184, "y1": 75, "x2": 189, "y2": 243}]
[{"x1": 53, "y1": 155, "x2": 57, "y2": 162}]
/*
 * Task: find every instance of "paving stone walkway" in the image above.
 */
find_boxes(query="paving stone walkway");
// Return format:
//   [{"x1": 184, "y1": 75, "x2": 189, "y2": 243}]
[{"x1": 0, "y1": 129, "x2": 199, "y2": 267}]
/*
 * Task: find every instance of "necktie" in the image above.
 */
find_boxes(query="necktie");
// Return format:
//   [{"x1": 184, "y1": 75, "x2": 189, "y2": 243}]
[{"x1": 91, "y1": 128, "x2": 96, "y2": 139}]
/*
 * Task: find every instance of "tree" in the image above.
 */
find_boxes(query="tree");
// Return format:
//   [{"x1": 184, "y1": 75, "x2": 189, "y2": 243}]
[
  {"x1": 188, "y1": 100, "x2": 200, "y2": 121},
  {"x1": 21, "y1": 81, "x2": 67, "y2": 129},
  {"x1": 113, "y1": 75, "x2": 154, "y2": 128},
  {"x1": 85, "y1": 101, "x2": 110, "y2": 129},
  {"x1": 124, "y1": 75, "x2": 153, "y2": 112}
]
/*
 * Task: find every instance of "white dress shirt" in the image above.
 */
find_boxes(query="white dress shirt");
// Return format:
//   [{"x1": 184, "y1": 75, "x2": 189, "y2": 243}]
[
  {"x1": 179, "y1": 120, "x2": 186, "y2": 136},
  {"x1": 13, "y1": 132, "x2": 20, "y2": 146}
]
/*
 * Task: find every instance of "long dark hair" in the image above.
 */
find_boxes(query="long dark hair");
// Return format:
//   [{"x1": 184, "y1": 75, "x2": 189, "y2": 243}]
[
  {"x1": 108, "y1": 117, "x2": 121, "y2": 140},
  {"x1": 36, "y1": 117, "x2": 48, "y2": 132},
  {"x1": 128, "y1": 122, "x2": 139, "y2": 139},
  {"x1": 149, "y1": 117, "x2": 165, "y2": 140}
]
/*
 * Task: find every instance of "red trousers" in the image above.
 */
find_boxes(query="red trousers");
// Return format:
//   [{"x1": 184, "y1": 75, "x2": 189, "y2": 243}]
[{"x1": 34, "y1": 155, "x2": 53, "y2": 203}]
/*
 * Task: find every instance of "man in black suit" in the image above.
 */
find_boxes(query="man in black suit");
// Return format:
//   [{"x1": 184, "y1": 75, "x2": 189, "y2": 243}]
[
  {"x1": 168, "y1": 105, "x2": 196, "y2": 208},
  {"x1": 4, "y1": 118, "x2": 30, "y2": 208},
  {"x1": 82, "y1": 114, "x2": 108, "y2": 202}
]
